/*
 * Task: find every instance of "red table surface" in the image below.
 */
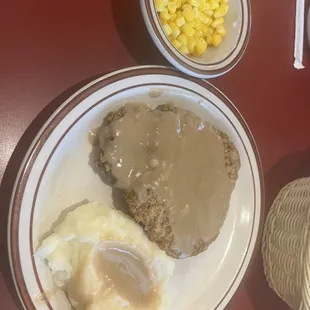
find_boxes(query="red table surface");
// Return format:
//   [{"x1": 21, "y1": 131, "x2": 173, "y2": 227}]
[{"x1": 1, "y1": 0, "x2": 310, "y2": 309}]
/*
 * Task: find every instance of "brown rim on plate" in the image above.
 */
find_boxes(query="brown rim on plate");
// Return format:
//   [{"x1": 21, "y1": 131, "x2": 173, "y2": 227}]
[
  {"x1": 141, "y1": 0, "x2": 251, "y2": 77},
  {"x1": 8, "y1": 66, "x2": 264, "y2": 310}
]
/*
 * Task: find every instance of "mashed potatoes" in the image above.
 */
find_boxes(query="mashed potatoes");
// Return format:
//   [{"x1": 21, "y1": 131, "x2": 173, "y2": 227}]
[{"x1": 36, "y1": 202, "x2": 175, "y2": 310}]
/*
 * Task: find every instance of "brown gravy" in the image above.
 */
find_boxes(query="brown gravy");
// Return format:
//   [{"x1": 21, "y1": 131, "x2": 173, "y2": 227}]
[{"x1": 99, "y1": 104, "x2": 234, "y2": 257}]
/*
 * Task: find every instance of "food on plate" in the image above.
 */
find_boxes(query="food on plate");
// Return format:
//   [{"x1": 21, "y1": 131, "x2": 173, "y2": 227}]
[
  {"x1": 36, "y1": 201, "x2": 175, "y2": 310},
  {"x1": 96, "y1": 103, "x2": 240, "y2": 259},
  {"x1": 155, "y1": 0, "x2": 229, "y2": 56}
]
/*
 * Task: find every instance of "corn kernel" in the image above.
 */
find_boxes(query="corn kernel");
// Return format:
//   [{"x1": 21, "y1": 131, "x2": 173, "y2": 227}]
[
  {"x1": 182, "y1": 8, "x2": 195, "y2": 21},
  {"x1": 209, "y1": 0, "x2": 220, "y2": 10},
  {"x1": 162, "y1": 23, "x2": 172, "y2": 36},
  {"x1": 179, "y1": 45, "x2": 190, "y2": 54},
  {"x1": 169, "y1": 13, "x2": 178, "y2": 22},
  {"x1": 195, "y1": 37, "x2": 208, "y2": 55},
  {"x1": 182, "y1": 23, "x2": 195, "y2": 36},
  {"x1": 202, "y1": 3, "x2": 211, "y2": 11},
  {"x1": 193, "y1": 18, "x2": 202, "y2": 29},
  {"x1": 201, "y1": 24, "x2": 209, "y2": 36},
  {"x1": 172, "y1": 39, "x2": 182, "y2": 48},
  {"x1": 199, "y1": 1, "x2": 207, "y2": 10},
  {"x1": 182, "y1": 4, "x2": 192, "y2": 10},
  {"x1": 187, "y1": 0, "x2": 200, "y2": 6},
  {"x1": 211, "y1": 17, "x2": 224, "y2": 27},
  {"x1": 169, "y1": 22, "x2": 181, "y2": 38},
  {"x1": 221, "y1": 0, "x2": 229, "y2": 3},
  {"x1": 206, "y1": 18, "x2": 212, "y2": 26},
  {"x1": 168, "y1": 2, "x2": 177, "y2": 13},
  {"x1": 214, "y1": 4, "x2": 229, "y2": 17},
  {"x1": 176, "y1": 16, "x2": 186, "y2": 26},
  {"x1": 195, "y1": 29, "x2": 203, "y2": 37},
  {"x1": 187, "y1": 35, "x2": 196, "y2": 53},
  {"x1": 178, "y1": 33, "x2": 188, "y2": 46},
  {"x1": 205, "y1": 9, "x2": 214, "y2": 16},
  {"x1": 206, "y1": 35, "x2": 213, "y2": 44},
  {"x1": 193, "y1": 7, "x2": 199, "y2": 17},
  {"x1": 206, "y1": 27, "x2": 214, "y2": 36},
  {"x1": 188, "y1": 20, "x2": 195, "y2": 27},
  {"x1": 198, "y1": 11, "x2": 208, "y2": 23},
  {"x1": 160, "y1": 9, "x2": 171, "y2": 20},
  {"x1": 216, "y1": 25, "x2": 226, "y2": 36},
  {"x1": 155, "y1": 0, "x2": 165, "y2": 12},
  {"x1": 175, "y1": 0, "x2": 182, "y2": 8},
  {"x1": 212, "y1": 33, "x2": 223, "y2": 46}
]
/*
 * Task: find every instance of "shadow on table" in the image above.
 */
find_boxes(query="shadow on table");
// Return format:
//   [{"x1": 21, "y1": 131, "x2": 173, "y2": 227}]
[
  {"x1": 0, "y1": 73, "x2": 104, "y2": 309},
  {"x1": 245, "y1": 147, "x2": 310, "y2": 310},
  {"x1": 111, "y1": 0, "x2": 168, "y2": 66}
]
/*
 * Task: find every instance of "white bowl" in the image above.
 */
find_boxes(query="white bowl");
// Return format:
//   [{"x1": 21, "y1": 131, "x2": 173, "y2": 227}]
[
  {"x1": 8, "y1": 66, "x2": 263, "y2": 310},
  {"x1": 140, "y1": 0, "x2": 251, "y2": 78}
]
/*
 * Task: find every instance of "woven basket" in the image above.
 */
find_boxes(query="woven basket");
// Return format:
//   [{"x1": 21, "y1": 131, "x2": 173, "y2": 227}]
[{"x1": 262, "y1": 178, "x2": 310, "y2": 310}]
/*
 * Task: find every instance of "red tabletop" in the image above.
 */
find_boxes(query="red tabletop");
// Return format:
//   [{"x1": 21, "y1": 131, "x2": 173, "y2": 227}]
[{"x1": 1, "y1": 0, "x2": 310, "y2": 309}]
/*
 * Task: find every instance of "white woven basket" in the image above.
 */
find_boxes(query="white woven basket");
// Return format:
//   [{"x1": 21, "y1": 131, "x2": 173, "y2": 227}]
[{"x1": 262, "y1": 178, "x2": 310, "y2": 310}]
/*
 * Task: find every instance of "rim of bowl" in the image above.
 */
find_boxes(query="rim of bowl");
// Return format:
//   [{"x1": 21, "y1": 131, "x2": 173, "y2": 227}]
[
  {"x1": 140, "y1": 0, "x2": 252, "y2": 78},
  {"x1": 7, "y1": 65, "x2": 264, "y2": 310}
]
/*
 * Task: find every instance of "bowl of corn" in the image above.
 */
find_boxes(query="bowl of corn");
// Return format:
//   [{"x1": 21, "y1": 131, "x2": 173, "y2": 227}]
[{"x1": 140, "y1": 0, "x2": 251, "y2": 78}]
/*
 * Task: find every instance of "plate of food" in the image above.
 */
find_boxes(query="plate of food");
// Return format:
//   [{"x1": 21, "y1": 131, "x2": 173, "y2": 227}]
[{"x1": 8, "y1": 66, "x2": 263, "y2": 310}]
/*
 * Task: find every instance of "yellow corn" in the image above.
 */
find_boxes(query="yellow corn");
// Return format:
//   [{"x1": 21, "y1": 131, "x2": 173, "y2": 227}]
[
  {"x1": 193, "y1": 18, "x2": 202, "y2": 29},
  {"x1": 162, "y1": 23, "x2": 172, "y2": 36},
  {"x1": 188, "y1": 20, "x2": 195, "y2": 27},
  {"x1": 204, "y1": 9, "x2": 214, "y2": 16},
  {"x1": 195, "y1": 29, "x2": 203, "y2": 38},
  {"x1": 182, "y1": 8, "x2": 195, "y2": 21},
  {"x1": 160, "y1": 9, "x2": 171, "y2": 20},
  {"x1": 206, "y1": 35, "x2": 213, "y2": 44},
  {"x1": 172, "y1": 39, "x2": 182, "y2": 49},
  {"x1": 211, "y1": 17, "x2": 224, "y2": 27},
  {"x1": 155, "y1": 0, "x2": 166, "y2": 12},
  {"x1": 209, "y1": 0, "x2": 220, "y2": 10},
  {"x1": 157, "y1": 0, "x2": 229, "y2": 56},
  {"x1": 214, "y1": 4, "x2": 229, "y2": 18},
  {"x1": 202, "y1": 3, "x2": 211, "y2": 11},
  {"x1": 176, "y1": 16, "x2": 186, "y2": 26},
  {"x1": 187, "y1": 0, "x2": 200, "y2": 6},
  {"x1": 175, "y1": 0, "x2": 182, "y2": 8},
  {"x1": 187, "y1": 37, "x2": 196, "y2": 54},
  {"x1": 201, "y1": 24, "x2": 209, "y2": 36},
  {"x1": 206, "y1": 27, "x2": 214, "y2": 36},
  {"x1": 198, "y1": 11, "x2": 209, "y2": 23},
  {"x1": 169, "y1": 22, "x2": 181, "y2": 38},
  {"x1": 178, "y1": 33, "x2": 188, "y2": 46},
  {"x1": 212, "y1": 33, "x2": 223, "y2": 46},
  {"x1": 168, "y1": 2, "x2": 177, "y2": 13},
  {"x1": 216, "y1": 25, "x2": 226, "y2": 36},
  {"x1": 179, "y1": 45, "x2": 190, "y2": 54},
  {"x1": 187, "y1": 36, "x2": 196, "y2": 53},
  {"x1": 170, "y1": 13, "x2": 177, "y2": 21},
  {"x1": 182, "y1": 23, "x2": 195, "y2": 36},
  {"x1": 182, "y1": 4, "x2": 192, "y2": 10},
  {"x1": 195, "y1": 37, "x2": 208, "y2": 55},
  {"x1": 193, "y1": 7, "x2": 199, "y2": 17}
]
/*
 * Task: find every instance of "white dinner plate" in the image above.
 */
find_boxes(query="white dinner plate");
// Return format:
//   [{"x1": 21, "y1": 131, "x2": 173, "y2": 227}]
[{"x1": 8, "y1": 66, "x2": 263, "y2": 310}]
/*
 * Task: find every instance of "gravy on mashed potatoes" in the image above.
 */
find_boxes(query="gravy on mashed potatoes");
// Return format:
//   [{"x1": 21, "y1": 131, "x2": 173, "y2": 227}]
[{"x1": 36, "y1": 202, "x2": 174, "y2": 310}]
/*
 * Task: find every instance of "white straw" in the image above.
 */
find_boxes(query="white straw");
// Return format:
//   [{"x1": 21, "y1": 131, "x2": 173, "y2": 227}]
[{"x1": 294, "y1": 0, "x2": 305, "y2": 69}]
